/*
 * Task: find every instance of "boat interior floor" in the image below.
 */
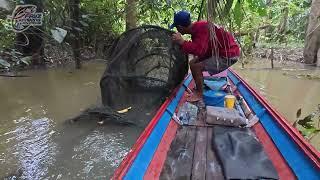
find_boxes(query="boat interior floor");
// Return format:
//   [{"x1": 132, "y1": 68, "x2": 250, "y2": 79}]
[
  {"x1": 160, "y1": 108, "x2": 279, "y2": 180},
  {"x1": 160, "y1": 109, "x2": 225, "y2": 180},
  {"x1": 159, "y1": 78, "x2": 278, "y2": 180}
]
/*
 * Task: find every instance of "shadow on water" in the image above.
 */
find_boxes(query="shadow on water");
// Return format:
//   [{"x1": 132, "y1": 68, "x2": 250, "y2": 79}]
[{"x1": 0, "y1": 62, "x2": 153, "y2": 179}]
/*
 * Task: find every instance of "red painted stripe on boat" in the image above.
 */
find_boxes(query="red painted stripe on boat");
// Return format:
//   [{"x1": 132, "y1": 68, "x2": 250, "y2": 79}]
[
  {"x1": 112, "y1": 77, "x2": 188, "y2": 180},
  {"x1": 144, "y1": 81, "x2": 194, "y2": 179},
  {"x1": 143, "y1": 120, "x2": 178, "y2": 179},
  {"x1": 230, "y1": 69, "x2": 320, "y2": 168},
  {"x1": 253, "y1": 123, "x2": 296, "y2": 179}
]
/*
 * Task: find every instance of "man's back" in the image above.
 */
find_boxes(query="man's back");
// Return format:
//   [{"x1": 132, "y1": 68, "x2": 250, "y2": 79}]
[{"x1": 183, "y1": 21, "x2": 240, "y2": 59}]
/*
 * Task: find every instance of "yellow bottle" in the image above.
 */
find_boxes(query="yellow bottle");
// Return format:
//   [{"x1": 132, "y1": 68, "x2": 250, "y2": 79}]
[{"x1": 225, "y1": 95, "x2": 236, "y2": 109}]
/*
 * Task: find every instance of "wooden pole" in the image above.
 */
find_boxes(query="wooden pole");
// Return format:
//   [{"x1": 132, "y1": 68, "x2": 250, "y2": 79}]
[
  {"x1": 317, "y1": 49, "x2": 320, "y2": 67},
  {"x1": 241, "y1": 56, "x2": 245, "y2": 68},
  {"x1": 271, "y1": 47, "x2": 274, "y2": 69}
]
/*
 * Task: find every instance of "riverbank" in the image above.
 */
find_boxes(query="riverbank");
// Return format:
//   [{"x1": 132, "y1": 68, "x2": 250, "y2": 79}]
[
  {"x1": 0, "y1": 42, "x2": 107, "y2": 73},
  {"x1": 0, "y1": 43, "x2": 310, "y2": 74},
  {"x1": 253, "y1": 47, "x2": 304, "y2": 63}
]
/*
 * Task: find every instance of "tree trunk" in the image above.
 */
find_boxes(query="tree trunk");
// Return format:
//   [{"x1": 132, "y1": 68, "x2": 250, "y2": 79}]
[
  {"x1": 277, "y1": 7, "x2": 289, "y2": 42},
  {"x1": 207, "y1": 0, "x2": 217, "y2": 22},
  {"x1": 247, "y1": 32, "x2": 255, "y2": 55},
  {"x1": 317, "y1": 48, "x2": 320, "y2": 67},
  {"x1": 254, "y1": 29, "x2": 260, "y2": 48},
  {"x1": 70, "y1": 0, "x2": 81, "y2": 69},
  {"x1": 125, "y1": 0, "x2": 137, "y2": 31},
  {"x1": 270, "y1": 48, "x2": 274, "y2": 69},
  {"x1": 15, "y1": 0, "x2": 45, "y2": 66},
  {"x1": 304, "y1": 0, "x2": 320, "y2": 65},
  {"x1": 265, "y1": 0, "x2": 273, "y2": 39}
]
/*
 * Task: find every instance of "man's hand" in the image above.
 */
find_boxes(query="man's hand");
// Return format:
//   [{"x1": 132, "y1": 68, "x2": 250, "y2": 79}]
[{"x1": 172, "y1": 32, "x2": 185, "y2": 45}]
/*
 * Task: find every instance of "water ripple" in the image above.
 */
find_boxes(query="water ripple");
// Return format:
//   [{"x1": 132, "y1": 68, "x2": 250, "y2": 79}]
[
  {"x1": 1, "y1": 117, "x2": 57, "y2": 179},
  {"x1": 72, "y1": 130, "x2": 129, "y2": 178}
]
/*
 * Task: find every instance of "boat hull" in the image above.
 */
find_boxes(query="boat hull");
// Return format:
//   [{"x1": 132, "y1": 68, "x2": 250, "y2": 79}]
[{"x1": 113, "y1": 69, "x2": 320, "y2": 180}]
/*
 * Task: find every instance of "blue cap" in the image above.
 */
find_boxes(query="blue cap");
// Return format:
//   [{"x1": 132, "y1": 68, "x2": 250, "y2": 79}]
[{"x1": 170, "y1": 10, "x2": 191, "y2": 29}]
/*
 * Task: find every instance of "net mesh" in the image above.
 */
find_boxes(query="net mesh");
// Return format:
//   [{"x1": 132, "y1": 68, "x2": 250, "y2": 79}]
[
  {"x1": 70, "y1": 25, "x2": 188, "y2": 125},
  {"x1": 100, "y1": 25, "x2": 188, "y2": 117}
]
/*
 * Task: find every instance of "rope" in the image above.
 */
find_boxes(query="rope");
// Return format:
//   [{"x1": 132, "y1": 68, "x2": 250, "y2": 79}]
[
  {"x1": 15, "y1": 32, "x2": 30, "y2": 46},
  {"x1": 207, "y1": 0, "x2": 220, "y2": 70},
  {"x1": 206, "y1": 0, "x2": 240, "y2": 71}
]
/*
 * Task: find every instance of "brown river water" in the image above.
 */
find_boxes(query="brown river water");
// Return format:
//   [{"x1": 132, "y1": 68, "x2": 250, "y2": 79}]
[
  {"x1": 234, "y1": 59, "x2": 320, "y2": 150},
  {"x1": 0, "y1": 62, "x2": 142, "y2": 179},
  {"x1": 0, "y1": 60, "x2": 319, "y2": 179}
]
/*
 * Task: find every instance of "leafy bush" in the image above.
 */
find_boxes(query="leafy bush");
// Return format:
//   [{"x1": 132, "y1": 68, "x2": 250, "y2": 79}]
[
  {"x1": 294, "y1": 106, "x2": 320, "y2": 142},
  {"x1": 0, "y1": 18, "x2": 15, "y2": 50}
]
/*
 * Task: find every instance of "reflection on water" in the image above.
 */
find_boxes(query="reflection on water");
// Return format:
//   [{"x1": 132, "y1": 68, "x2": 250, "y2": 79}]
[
  {"x1": 72, "y1": 131, "x2": 129, "y2": 177},
  {"x1": 10, "y1": 117, "x2": 56, "y2": 179},
  {"x1": 0, "y1": 101, "x2": 57, "y2": 179},
  {"x1": 49, "y1": 124, "x2": 140, "y2": 179},
  {"x1": 0, "y1": 62, "x2": 142, "y2": 179},
  {"x1": 234, "y1": 59, "x2": 320, "y2": 150},
  {"x1": 74, "y1": 131, "x2": 128, "y2": 168}
]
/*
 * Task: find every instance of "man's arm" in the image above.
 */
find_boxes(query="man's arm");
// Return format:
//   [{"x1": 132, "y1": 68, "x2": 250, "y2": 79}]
[{"x1": 181, "y1": 27, "x2": 209, "y2": 57}]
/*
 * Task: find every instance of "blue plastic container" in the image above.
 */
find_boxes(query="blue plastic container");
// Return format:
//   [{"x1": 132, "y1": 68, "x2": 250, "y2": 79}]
[
  {"x1": 203, "y1": 77, "x2": 227, "y2": 91},
  {"x1": 203, "y1": 90, "x2": 226, "y2": 107}
]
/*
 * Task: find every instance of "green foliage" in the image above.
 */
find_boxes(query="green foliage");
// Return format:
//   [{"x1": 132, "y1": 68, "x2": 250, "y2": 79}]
[
  {"x1": 294, "y1": 105, "x2": 320, "y2": 141},
  {"x1": 0, "y1": 0, "x2": 314, "y2": 62},
  {"x1": 80, "y1": 0, "x2": 125, "y2": 34},
  {"x1": 137, "y1": 0, "x2": 202, "y2": 27},
  {"x1": 0, "y1": 48, "x2": 32, "y2": 70},
  {"x1": 247, "y1": 0, "x2": 267, "y2": 16},
  {"x1": 0, "y1": 58, "x2": 11, "y2": 67},
  {"x1": 20, "y1": 56, "x2": 32, "y2": 65},
  {"x1": 0, "y1": 18, "x2": 15, "y2": 50},
  {"x1": 234, "y1": 0, "x2": 243, "y2": 29}
]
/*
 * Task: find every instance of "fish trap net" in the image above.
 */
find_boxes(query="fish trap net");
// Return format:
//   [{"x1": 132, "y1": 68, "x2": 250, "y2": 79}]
[
  {"x1": 72, "y1": 25, "x2": 188, "y2": 125},
  {"x1": 100, "y1": 25, "x2": 188, "y2": 110}
]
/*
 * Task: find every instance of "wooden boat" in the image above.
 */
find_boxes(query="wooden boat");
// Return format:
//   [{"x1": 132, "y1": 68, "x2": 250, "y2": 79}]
[{"x1": 112, "y1": 69, "x2": 320, "y2": 180}]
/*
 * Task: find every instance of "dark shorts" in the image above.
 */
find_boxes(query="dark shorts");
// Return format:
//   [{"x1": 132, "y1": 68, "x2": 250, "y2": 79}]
[{"x1": 202, "y1": 56, "x2": 238, "y2": 75}]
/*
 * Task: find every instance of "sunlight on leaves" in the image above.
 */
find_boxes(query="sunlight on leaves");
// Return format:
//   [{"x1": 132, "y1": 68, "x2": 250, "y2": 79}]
[
  {"x1": 0, "y1": 59, "x2": 11, "y2": 67},
  {"x1": 20, "y1": 56, "x2": 32, "y2": 65}
]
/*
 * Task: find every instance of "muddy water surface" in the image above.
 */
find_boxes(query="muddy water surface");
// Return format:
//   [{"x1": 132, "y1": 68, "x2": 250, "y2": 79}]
[
  {"x1": 234, "y1": 59, "x2": 320, "y2": 150},
  {"x1": 1, "y1": 60, "x2": 319, "y2": 179},
  {"x1": 0, "y1": 62, "x2": 142, "y2": 179}
]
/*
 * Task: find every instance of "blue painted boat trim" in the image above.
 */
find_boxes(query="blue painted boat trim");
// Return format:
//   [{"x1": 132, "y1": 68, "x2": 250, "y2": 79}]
[
  {"x1": 124, "y1": 75, "x2": 192, "y2": 180},
  {"x1": 228, "y1": 70, "x2": 320, "y2": 179}
]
